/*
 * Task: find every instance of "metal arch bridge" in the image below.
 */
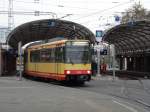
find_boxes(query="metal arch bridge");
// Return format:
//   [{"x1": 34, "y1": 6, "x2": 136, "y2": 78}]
[{"x1": 7, "y1": 19, "x2": 95, "y2": 49}]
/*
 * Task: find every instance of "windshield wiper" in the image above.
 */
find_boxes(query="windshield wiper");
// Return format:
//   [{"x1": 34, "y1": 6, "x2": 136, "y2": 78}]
[
  {"x1": 70, "y1": 59, "x2": 74, "y2": 65},
  {"x1": 83, "y1": 60, "x2": 88, "y2": 64}
]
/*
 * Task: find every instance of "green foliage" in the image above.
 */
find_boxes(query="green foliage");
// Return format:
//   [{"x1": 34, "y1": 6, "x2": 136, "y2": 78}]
[{"x1": 121, "y1": 2, "x2": 150, "y2": 24}]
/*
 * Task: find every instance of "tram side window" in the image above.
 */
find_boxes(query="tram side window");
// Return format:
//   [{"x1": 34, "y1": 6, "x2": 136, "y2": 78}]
[
  {"x1": 60, "y1": 47, "x2": 64, "y2": 62},
  {"x1": 55, "y1": 47, "x2": 64, "y2": 63},
  {"x1": 30, "y1": 50, "x2": 40, "y2": 62},
  {"x1": 50, "y1": 48, "x2": 55, "y2": 62},
  {"x1": 55, "y1": 47, "x2": 59, "y2": 62},
  {"x1": 40, "y1": 49, "x2": 50, "y2": 62}
]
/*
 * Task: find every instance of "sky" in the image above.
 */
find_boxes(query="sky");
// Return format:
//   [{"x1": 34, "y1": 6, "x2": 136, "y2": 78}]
[{"x1": 0, "y1": 0, "x2": 150, "y2": 34}]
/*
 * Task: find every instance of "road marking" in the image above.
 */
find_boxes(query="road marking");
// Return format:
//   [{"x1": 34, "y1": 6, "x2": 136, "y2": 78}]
[
  {"x1": 135, "y1": 99, "x2": 150, "y2": 107},
  {"x1": 113, "y1": 100, "x2": 138, "y2": 112}
]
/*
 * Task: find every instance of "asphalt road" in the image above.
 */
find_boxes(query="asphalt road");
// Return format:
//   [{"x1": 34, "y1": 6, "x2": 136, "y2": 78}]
[
  {"x1": 0, "y1": 76, "x2": 149, "y2": 112},
  {"x1": 74, "y1": 77, "x2": 150, "y2": 111}
]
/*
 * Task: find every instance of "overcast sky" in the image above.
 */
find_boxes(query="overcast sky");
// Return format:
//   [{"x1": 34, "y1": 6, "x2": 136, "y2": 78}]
[{"x1": 0, "y1": 0, "x2": 150, "y2": 33}]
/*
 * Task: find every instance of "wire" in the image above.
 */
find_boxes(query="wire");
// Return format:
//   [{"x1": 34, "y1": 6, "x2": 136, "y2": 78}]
[
  {"x1": 12, "y1": 0, "x2": 126, "y2": 11},
  {"x1": 40, "y1": 0, "x2": 126, "y2": 11},
  {"x1": 73, "y1": 1, "x2": 134, "y2": 21},
  {"x1": 0, "y1": 10, "x2": 68, "y2": 16},
  {"x1": 13, "y1": 0, "x2": 37, "y2": 4}
]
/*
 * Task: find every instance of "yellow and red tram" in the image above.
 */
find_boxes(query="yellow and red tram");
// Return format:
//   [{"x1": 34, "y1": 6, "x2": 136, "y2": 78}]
[{"x1": 24, "y1": 39, "x2": 92, "y2": 83}]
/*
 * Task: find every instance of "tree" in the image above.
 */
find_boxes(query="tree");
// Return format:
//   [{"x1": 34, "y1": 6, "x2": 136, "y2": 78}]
[{"x1": 121, "y1": 2, "x2": 150, "y2": 24}]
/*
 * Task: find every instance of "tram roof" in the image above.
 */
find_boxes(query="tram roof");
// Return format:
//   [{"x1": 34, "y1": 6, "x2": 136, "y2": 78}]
[
  {"x1": 102, "y1": 20, "x2": 150, "y2": 55},
  {"x1": 7, "y1": 19, "x2": 95, "y2": 49}
]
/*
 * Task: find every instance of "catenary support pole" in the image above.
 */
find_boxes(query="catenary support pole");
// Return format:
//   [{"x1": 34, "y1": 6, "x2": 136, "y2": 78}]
[
  {"x1": 112, "y1": 44, "x2": 116, "y2": 81},
  {"x1": 18, "y1": 41, "x2": 22, "y2": 80},
  {"x1": 97, "y1": 48, "x2": 100, "y2": 75}
]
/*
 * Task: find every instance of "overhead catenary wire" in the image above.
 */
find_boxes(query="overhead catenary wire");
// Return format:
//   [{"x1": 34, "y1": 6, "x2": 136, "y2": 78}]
[
  {"x1": 0, "y1": 0, "x2": 137, "y2": 29},
  {"x1": 12, "y1": 0, "x2": 132, "y2": 12},
  {"x1": 0, "y1": 0, "x2": 134, "y2": 18},
  {"x1": 13, "y1": 1, "x2": 105, "y2": 11},
  {"x1": 73, "y1": 0, "x2": 135, "y2": 21},
  {"x1": 0, "y1": 11, "x2": 57, "y2": 15}
]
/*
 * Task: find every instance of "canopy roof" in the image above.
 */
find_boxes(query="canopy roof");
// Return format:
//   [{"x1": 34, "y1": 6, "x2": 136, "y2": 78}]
[
  {"x1": 7, "y1": 19, "x2": 95, "y2": 48},
  {"x1": 103, "y1": 20, "x2": 150, "y2": 55}
]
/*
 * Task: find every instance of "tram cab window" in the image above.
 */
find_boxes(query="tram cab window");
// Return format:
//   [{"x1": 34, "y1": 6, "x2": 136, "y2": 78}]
[{"x1": 65, "y1": 42, "x2": 91, "y2": 64}]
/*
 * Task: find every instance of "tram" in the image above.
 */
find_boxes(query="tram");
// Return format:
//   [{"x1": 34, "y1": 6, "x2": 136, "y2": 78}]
[{"x1": 24, "y1": 39, "x2": 92, "y2": 84}]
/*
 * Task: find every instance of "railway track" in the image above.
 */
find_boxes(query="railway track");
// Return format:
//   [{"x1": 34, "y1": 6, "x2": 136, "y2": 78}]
[
  {"x1": 108, "y1": 76, "x2": 150, "y2": 109},
  {"x1": 25, "y1": 73, "x2": 150, "y2": 110},
  {"x1": 106, "y1": 70, "x2": 150, "y2": 79}
]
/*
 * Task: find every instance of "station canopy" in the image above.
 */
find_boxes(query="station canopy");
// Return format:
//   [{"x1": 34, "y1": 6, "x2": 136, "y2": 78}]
[
  {"x1": 102, "y1": 20, "x2": 150, "y2": 55},
  {"x1": 7, "y1": 19, "x2": 95, "y2": 49}
]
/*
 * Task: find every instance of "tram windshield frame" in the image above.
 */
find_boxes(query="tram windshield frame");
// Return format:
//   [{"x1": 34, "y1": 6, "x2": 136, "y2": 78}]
[{"x1": 65, "y1": 41, "x2": 91, "y2": 64}]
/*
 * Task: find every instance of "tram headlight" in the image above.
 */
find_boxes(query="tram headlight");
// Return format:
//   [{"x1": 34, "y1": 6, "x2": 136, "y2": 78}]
[
  {"x1": 87, "y1": 70, "x2": 91, "y2": 74},
  {"x1": 66, "y1": 70, "x2": 71, "y2": 74}
]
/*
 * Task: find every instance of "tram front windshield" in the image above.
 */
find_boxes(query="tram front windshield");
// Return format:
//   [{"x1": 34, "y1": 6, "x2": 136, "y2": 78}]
[{"x1": 65, "y1": 41, "x2": 91, "y2": 64}]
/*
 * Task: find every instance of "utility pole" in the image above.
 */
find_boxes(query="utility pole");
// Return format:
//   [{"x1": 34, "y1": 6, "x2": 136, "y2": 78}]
[
  {"x1": 8, "y1": 0, "x2": 14, "y2": 33},
  {"x1": 18, "y1": 41, "x2": 23, "y2": 81},
  {"x1": 7, "y1": 0, "x2": 14, "y2": 50},
  {"x1": 94, "y1": 43, "x2": 104, "y2": 76},
  {"x1": 111, "y1": 44, "x2": 116, "y2": 81},
  {"x1": 97, "y1": 46, "x2": 100, "y2": 75}
]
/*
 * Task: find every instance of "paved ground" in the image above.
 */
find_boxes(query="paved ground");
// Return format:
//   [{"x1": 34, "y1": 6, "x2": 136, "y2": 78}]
[
  {"x1": 0, "y1": 76, "x2": 148, "y2": 112},
  {"x1": 76, "y1": 75, "x2": 150, "y2": 111}
]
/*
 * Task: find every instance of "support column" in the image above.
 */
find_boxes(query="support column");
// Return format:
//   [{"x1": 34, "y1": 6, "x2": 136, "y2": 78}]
[
  {"x1": 124, "y1": 57, "x2": 127, "y2": 70},
  {"x1": 140, "y1": 56, "x2": 144, "y2": 72},
  {"x1": 133, "y1": 57, "x2": 136, "y2": 71},
  {"x1": 140, "y1": 57, "x2": 143, "y2": 72},
  {"x1": 127, "y1": 57, "x2": 134, "y2": 71},
  {"x1": 127, "y1": 57, "x2": 130, "y2": 71},
  {"x1": 18, "y1": 41, "x2": 23, "y2": 80},
  {"x1": 119, "y1": 56, "x2": 123, "y2": 70},
  {"x1": 144, "y1": 55, "x2": 150, "y2": 72},
  {"x1": 135, "y1": 57, "x2": 140, "y2": 72},
  {"x1": 144, "y1": 56, "x2": 148, "y2": 72},
  {"x1": 131, "y1": 57, "x2": 134, "y2": 71}
]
